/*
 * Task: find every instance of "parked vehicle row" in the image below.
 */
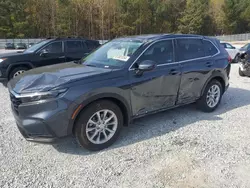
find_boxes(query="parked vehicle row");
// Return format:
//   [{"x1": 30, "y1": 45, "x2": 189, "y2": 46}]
[
  {"x1": 220, "y1": 42, "x2": 250, "y2": 63},
  {"x1": 0, "y1": 38, "x2": 100, "y2": 80},
  {"x1": 7, "y1": 34, "x2": 231, "y2": 151},
  {"x1": 5, "y1": 43, "x2": 28, "y2": 50}
]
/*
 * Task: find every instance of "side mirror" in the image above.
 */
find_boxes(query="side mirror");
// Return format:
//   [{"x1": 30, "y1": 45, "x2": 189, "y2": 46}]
[
  {"x1": 138, "y1": 60, "x2": 156, "y2": 71},
  {"x1": 40, "y1": 49, "x2": 49, "y2": 57},
  {"x1": 232, "y1": 46, "x2": 236, "y2": 49}
]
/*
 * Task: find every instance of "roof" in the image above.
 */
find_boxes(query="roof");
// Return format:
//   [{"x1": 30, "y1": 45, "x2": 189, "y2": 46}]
[{"x1": 114, "y1": 34, "x2": 204, "y2": 42}]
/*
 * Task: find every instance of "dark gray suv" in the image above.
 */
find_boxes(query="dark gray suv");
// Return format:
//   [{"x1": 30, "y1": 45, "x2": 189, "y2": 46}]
[{"x1": 8, "y1": 34, "x2": 231, "y2": 151}]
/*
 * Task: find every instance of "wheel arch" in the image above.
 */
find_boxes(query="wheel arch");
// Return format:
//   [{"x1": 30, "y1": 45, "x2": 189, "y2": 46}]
[
  {"x1": 7, "y1": 62, "x2": 34, "y2": 78},
  {"x1": 201, "y1": 74, "x2": 226, "y2": 96},
  {"x1": 69, "y1": 93, "x2": 131, "y2": 135}
]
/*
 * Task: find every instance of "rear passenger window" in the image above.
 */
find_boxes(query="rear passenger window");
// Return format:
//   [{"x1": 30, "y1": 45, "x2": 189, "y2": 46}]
[
  {"x1": 86, "y1": 40, "x2": 99, "y2": 51},
  {"x1": 137, "y1": 40, "x2": 174, "y2": 65},
  {"x1": 177, "y1": 39, "x2": 205, "y2": 61},
  {"x1": 204, "y1": 40, "x2": 218, "y2": 56},
  {"x1": 66, "y1": 41, "x2": 84, "y2": 52}
]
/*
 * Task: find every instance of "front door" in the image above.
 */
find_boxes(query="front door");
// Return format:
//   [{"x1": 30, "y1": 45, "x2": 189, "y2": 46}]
[
  {"x1": 129, "y1": 39, "x2": 181, "y2": 116},
  {"x1": 36, "y1": 41, "x2": 65, "y2": 67}
]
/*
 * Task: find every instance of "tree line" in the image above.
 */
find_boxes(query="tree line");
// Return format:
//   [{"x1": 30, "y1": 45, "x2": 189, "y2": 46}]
[{"x1": 0, "y1": 0, "x2": 250, "y2": 39}]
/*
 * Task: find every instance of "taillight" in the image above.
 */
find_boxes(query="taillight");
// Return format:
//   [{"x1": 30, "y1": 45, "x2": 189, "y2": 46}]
[{"x1": 228, "y1": 56, "x2": 232, "y2": 63}]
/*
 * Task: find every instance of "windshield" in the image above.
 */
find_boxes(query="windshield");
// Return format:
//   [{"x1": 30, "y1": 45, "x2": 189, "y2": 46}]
[
  {"x1": 241, "y1": 43, "x2": 250, "y2": 50},
  {"x1": 24, "y1": 40, "x2": 49, "y2": 53},
  {"x1": 83, "y1": 40, "x2": 143, "y2": 69}
]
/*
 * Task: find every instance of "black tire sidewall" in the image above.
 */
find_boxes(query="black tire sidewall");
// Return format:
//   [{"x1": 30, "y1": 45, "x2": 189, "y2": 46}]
[
  {"x1": 74, "y1": 100, "x2": 123, "y2": 151},
  {"x1": 198, "y1": 80, "x2": 223, "y2": 112},
  {"x1": 9, "y1": 67, "x2": 28, "y2": 80}
]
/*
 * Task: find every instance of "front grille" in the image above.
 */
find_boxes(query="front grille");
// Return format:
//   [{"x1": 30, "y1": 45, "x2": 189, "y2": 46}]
[{"x1": 10, "y1": 93, "x2": 22, "y2": 113}]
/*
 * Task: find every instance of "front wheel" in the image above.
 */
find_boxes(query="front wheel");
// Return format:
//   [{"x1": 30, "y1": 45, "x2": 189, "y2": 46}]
[
  {"x1": 74, "y1": 100, "x2": 123, "y2": 151},
  {"x1": 197, "y1": 80, "x2": 223, "y2": 112},
  {"x1": 9, "y1": 66, "x2": 28, "y2": 80}
]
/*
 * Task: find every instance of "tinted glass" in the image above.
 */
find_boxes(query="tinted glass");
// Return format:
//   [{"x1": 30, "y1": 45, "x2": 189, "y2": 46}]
[
  {"x1": 43, "y1": 42, "x2": 62, "y2": 53},
  {"x1": 86, "y1": 40, "x2": 99, "y2": 51},
  {"x1": 24, "y1": 40, "x2": 50, "y2": 53},
  {"x1": 225, "y1": 43, "x2": 233, "y2": 49},
  {"x1": 66, "y1": 41, "x2": 83, "y2": 52},
  {"x1": 137, "y1": 40, "x2": 174, "y2": 65},
  {"x1": 177, "y1": 39, "x2": 205, "y2": 61},
  {"x1": 204, "y1": 40, "x2": 218, "y2": 56},
  {"x1": 241, "y1": 44, "x2": 250, "y2": 50}
]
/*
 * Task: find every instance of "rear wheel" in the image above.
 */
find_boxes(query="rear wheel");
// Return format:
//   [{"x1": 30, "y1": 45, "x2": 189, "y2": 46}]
[
  {"x1": 74, "y1": 100, "x2": 123, "y2": 151},
  {"x1": 197, "y1": 80, "x2": 223, "y2": 112},
  {"x1": 9, "y1": 66, "x2": 28, "y2": 80}
]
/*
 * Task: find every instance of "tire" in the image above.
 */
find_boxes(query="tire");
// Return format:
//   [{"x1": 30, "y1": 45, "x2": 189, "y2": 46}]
[
  {"x1": 9, "y1": 66, "x2": 29, "y2": 80},
  {"x1": 74, "y1": 100, "x2": 123, "y2": 151},
  {"x1": 197, "y1": 80, "x2": 223, "y2": 112},
  {"x1": 239, "y1": 67, "x2": 245, "y2": 77}
]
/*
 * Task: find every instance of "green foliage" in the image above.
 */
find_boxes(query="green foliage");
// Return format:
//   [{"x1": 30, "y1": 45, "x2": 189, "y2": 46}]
[{"x1": 0, "y1": 0, "x2": 250, "y2": 38}]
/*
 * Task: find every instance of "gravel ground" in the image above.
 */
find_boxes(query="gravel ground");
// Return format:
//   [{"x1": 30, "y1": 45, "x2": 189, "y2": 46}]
[{"x1": 1, "y1": 64, "x2": 250, "y2": 188}]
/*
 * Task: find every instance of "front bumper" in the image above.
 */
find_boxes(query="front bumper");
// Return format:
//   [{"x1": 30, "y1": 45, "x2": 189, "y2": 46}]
[
  {"x1": 13, "y1": 106, "x2": 58, "y2": 143},
  {"x1": 9, "y1": 91, "x2": 73, "y2": 144}
]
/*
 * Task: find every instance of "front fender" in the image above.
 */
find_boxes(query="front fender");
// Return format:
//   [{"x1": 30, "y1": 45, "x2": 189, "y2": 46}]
[
  {"x1": 67, "y1": 87, "x2": 131, "y2": 135},
  {"x1": 7, "y1": 62, "x2": 34, "y2": 75}
]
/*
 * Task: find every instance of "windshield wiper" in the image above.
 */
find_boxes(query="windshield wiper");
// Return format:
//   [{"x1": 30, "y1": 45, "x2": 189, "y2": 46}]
[{"x1": 85, "y1": 64, "x2": 97, "y2": 67}]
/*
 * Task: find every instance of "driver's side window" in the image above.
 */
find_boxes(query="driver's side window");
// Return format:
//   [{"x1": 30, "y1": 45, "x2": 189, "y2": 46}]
[
  {"x1": 134, "y1": 40, "x2": 174, "y2": 68},
  {"x1": 41, "y1": 42, "x2": 63, "y2": 53}
]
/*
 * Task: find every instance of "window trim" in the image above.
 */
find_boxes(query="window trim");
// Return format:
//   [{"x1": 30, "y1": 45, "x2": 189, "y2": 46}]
[
  {"x1": 129, "y1": 37, "x2": 220, "y2": 70},
  {"x1": 65, "y1": 40, "x2": 84, "y2": 53},
  {"x1": 129, "y1": 39, "x2": 175, "y2": 70},
  {"x1": 37, "y1": 41, "x2": 64, "y2": 54},
  {"x1": 177, "y1": 38, "x2": 220, "y2": 63}
]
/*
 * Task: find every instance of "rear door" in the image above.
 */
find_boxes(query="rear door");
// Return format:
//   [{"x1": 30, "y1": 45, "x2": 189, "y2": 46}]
[
  {"x1": 65, "y1": 40, "x2": 88, "y2": 62},
  {"x1": 176, "y1": 38, "x2": 219, "y2": 104},
  {"x1": 36, "y1": 41, "x2": 65, "y2": 67},
  {"x1": 129, "y1": 39, "x2": 181, "y2": 116}
]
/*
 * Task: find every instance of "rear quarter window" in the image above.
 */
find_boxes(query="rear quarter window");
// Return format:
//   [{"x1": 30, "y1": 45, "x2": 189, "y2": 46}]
[
  {"x1": 176, "y1": 39, "x2": 205, "y2": 61},
  {"x1": 85, "y1": 40, "x2": 100, "y2": 51},
  {"x1": 204, "y1": 40, "x2": 219, "y2": 56}
]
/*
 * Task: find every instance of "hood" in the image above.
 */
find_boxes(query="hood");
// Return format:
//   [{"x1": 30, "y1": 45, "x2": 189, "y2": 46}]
[
  {"x1": 9, "y1": 62, "x2": 112, "y2": 94},
  {"x1": 0, "y1": 51, "x2": 28, "y2": 58}
]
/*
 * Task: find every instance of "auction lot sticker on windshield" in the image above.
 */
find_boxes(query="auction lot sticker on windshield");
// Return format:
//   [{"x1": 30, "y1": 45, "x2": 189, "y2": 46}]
[{"x1": 112, "y1": 56, "x2": 130, "y2": 61}]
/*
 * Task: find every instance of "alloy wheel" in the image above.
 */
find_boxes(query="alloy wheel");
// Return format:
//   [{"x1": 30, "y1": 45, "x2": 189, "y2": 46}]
[{"x1": 86, "y1": 109, "x2": 118, "y2": 144}]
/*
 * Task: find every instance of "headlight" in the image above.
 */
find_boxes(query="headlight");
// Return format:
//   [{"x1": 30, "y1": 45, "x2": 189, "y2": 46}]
[
  {"x1": 0, "y1": 58, "x2": 7, "y2": 63},
  {"x1": 18, "y1": 88, "x2": 67, "y2": 103}
]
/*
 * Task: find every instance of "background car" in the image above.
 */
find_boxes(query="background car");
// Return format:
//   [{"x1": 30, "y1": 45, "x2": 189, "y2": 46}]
[
  {"x1": 239, "y1": 43, "x2": 250, "y2": 54},
  {"x1": 221, "y1": 42, "x2": 240, "y2": 62},
  {"x1": 28, "y1": 43, "x2": 35, "y2": 48},
  {"x1": 5, "y1": 43, "x2": 15, "y2": 49},
  {"x1": 15, "y1": 43, "x2": 27, "y2": 49},
  {"x1": 0, "y1": 38, "x2": 100, "y2": 80}
]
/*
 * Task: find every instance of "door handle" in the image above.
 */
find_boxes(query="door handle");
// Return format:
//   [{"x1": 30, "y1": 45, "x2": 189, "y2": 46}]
[
  {"x1": 206, "y1": 62, "x2": 213, "y2": 67},
  {"x1": 169, "y1": 69, "x2": 179, "y2": 75},
  {"x1": 59, "y1": 56, "x2": 65, "y2": 59}
]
